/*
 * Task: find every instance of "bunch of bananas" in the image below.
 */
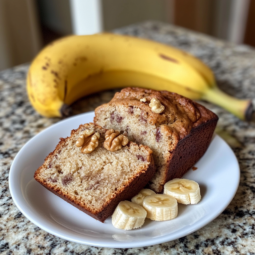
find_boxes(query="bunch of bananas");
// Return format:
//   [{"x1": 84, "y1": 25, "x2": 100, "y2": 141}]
[{"x1": 27, "y1": 33, "x2": 252, "y2": 120}]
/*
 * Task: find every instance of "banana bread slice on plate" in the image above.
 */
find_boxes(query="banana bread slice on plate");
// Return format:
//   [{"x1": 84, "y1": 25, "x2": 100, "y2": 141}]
[
  {"x1": 34, "y1": 123, "x2": 155, "y2": 222},
  {"x1": 94, "y1": 87, "x2": 218, "y2": 193}
]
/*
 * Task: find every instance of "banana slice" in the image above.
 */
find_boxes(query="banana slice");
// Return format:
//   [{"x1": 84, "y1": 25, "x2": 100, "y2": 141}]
[
  {"x1": 143, "y1": 194, "x2": 178, "y2": 221},
  {"x1": 164, "y1": 178, "x2": 201, "y2": 204},
  {"x1": 131, "y1": 189, "x2": 156, "y2": 205},
  {"x1": 112, "y1": 201, "x2": 147, "y2": 230}
]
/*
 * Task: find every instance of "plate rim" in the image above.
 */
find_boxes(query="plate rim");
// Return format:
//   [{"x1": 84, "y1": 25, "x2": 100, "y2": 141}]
[{"x1": 9, "y1": 112, "x2": 240, "y2": 248}]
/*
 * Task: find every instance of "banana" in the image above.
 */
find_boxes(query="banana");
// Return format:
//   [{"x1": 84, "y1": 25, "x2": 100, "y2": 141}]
[
  {"x1": 142, "y1": 194, "x2": 178, "y2": 221},
  {"x1": 112, "y1": 201, "x2": 147, "y2": 230},
  {"x1": 164, "y1": 179, "x2": 201, "y2": 205},
  {"x1": 131, "y1": 189, "x2": 156, "y2": 205},
  {"x1": 27, "y1": 33, "x2": 252, "y2": 120}
]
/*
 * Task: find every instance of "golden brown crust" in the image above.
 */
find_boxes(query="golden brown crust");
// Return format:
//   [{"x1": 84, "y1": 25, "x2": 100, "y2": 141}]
[
  {"x1": 95, "y1": 87, "x2": 218, "y2": 140},
  {"x1": 34, "y1": 123, "x2": 155, "y2": 222}
]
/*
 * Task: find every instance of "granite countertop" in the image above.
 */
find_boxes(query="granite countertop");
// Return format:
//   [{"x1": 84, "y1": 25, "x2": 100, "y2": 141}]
[{"x1": 1, "y1": 21, "x2": 255, "y2": 254}]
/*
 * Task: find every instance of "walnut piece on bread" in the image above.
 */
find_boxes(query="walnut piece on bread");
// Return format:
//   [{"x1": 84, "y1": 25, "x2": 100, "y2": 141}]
[
  {"x1": 149, "y1": 98, "x2": 165, "y2": 113},
  {"x1": 104, "y1": 129, "x2": 129, "y2": 151},
  {"x1": 76, "y1": 129, "x2": 100, "y2": 154}
]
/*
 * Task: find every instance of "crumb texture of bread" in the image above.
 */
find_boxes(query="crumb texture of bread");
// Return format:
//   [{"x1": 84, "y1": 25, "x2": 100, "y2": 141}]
[
  {"x1": 94, "y1": 87, "x2": 218, "y2": 193},
  {"x1": 34, "y1": 123, "x2": 155, "y2": 222}
]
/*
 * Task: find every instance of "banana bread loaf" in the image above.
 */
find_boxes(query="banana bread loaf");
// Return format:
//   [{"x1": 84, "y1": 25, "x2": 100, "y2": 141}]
[
  {"x1": 34, "y1": 123, "x2": 155, "y2": 222},
  {"x1": 94, "y1": 88, "x2": 218, "y2": 193}
]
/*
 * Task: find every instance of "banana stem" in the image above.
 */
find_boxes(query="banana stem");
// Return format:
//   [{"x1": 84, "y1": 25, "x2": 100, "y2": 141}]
[{"x1": 202, "y1": 86, "x2": 253, "y2": 121}]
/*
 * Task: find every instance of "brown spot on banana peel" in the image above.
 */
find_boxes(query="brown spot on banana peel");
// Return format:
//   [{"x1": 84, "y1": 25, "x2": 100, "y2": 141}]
[
  {"x1": 73, "y1": 56, "x2": 87, "y2": 66},
  {"x1": 78, "y1": 56, "x2": 87, "y2": 62},
  {"x1": 44, "y1": 56, "x2": 51, "y2": 63},
  {"x1": 42, "y1": 62, "x2": 50, "y2": 70},
  {"x1": 159, "y1": 54, "x2": 179, "y2": 63},
  {"x1": 53, "y1": 79, "x2": 58, "y2": 88},
  {"x1": 51, "y1": 70, "x2": 59, "y2": 79}
]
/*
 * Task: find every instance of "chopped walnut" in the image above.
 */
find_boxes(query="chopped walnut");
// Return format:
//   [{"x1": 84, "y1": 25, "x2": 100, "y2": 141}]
[
  {"x1": 149, "y1": 98, "x2": 165, "y2": 113},
  {"x1": 140, "y1": 98, "x2": 147, "y2": 102},
  {"x1": 81, "y1": 132, "x2": 100, "y2": 154},
  {"x1": 76, "y1": 135, "x2": 85, "y2": 147},
  {"x1": 76, "y1": 129, "x2": 94, "y2": 147},
  {"x1": 76, "y1": 129, "x2": 100, "y2": 154},
  {"x1": 104, "y1": 129, "x2": 129, "y2": 152}
]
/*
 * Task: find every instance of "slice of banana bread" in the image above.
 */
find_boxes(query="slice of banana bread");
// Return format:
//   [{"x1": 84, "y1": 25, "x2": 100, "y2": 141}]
[
  {"x1": 94, "y1": 87, "x2": 218, "y2": 193},
  {"x1": 34, "y1": 123, "x2": 155, "y2": 222}
]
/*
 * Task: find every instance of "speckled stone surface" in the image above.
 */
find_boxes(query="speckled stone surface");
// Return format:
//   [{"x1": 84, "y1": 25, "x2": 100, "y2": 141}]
[{"x1": 1, "y1": 21, "x2": 255, "y2": 254}]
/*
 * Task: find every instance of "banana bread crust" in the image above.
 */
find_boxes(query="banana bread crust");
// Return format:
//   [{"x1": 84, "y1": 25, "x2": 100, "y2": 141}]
[
  {"x1": 107, "y1": 87, "x2": 217, "y2": 139},
  {"x1": 34, "y1": 123, "x2": 156, "y2": 222},
  {"x1": 94, "y1": 88, "x2": 218, "y2": 193},
  {"x1": 154, "y1": 117, "x2": 217, "y2": 192}
]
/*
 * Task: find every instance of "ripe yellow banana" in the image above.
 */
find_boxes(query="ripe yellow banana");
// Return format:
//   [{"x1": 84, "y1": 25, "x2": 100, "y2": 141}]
[{"x1": 27, "y1": 33, "x2": 252, "y2": 120}]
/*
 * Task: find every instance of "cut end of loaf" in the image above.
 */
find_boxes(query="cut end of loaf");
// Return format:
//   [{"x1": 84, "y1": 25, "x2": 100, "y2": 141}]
[{"x1": 34, "y1": 123, "x2": 155, "y2": 222}]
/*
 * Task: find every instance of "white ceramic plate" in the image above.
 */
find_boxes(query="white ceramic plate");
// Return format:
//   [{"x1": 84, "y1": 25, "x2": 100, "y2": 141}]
[{"x1": 9, "y1": 112, "x2": 240, "y2": 248}]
